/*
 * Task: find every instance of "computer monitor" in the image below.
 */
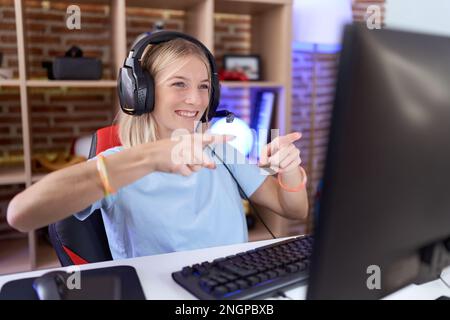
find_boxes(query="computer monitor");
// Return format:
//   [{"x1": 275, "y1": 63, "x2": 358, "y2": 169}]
[{"x1": 307, "y1": 24, "x2": 450, "y2": 299}]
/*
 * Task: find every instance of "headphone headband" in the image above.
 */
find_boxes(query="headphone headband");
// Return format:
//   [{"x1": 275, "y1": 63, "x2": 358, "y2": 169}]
[{"x1": 118, "y1": 30, "x2": 220, "y2": 122}]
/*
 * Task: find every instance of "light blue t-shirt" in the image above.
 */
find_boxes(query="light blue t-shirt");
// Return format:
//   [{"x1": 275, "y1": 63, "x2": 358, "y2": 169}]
[{"x1": 75, "y1": 144, "x2": 267, "y2": 260}]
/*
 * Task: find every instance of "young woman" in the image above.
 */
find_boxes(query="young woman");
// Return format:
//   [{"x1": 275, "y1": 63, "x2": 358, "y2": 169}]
[{"x1": 7, "y1": 33, "x2": 308, "y2": 259}]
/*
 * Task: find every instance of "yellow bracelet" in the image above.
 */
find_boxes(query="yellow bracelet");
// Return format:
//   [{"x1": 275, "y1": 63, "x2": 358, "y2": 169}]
[
  {"x1": 277, "y1": 166, "x2": 307, "y2": 192},
  {"x1": 96, "y1": 154, "x2": 116, "y2": 197}
]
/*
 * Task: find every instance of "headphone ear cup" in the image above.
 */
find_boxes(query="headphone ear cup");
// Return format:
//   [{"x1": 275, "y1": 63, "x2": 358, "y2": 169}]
[
  {"x1": 118, "y1": 67, "x2": 139, "y2": 115},
  {"x1": 142, "y1": 70, "x2": 155, "y2": 114},
  {"x1": 118, "y1": 68, "x2": 127, "y2": 112},
  {"x1": 213, "y1": 78, "x2": 221, "y2": 111}
]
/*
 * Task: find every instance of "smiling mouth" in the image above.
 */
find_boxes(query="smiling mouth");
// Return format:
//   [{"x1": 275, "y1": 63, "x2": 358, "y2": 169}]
[{"x1": 175, "y1": 110, "x2": 199, "y2": 119}]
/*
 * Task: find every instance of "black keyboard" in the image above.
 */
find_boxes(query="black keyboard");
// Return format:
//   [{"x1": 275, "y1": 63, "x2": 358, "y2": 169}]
[{"x1": 172, "y1": 235, "x2": 313, "y2": 300}]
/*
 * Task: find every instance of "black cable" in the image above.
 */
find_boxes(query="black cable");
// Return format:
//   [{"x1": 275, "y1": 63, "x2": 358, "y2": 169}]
[
  {"x1": 208, "y1": 146, "x2": 277, "y2": 239},
  {"x1": 274, "y1": 290, "x2": 293, "y2": 300}
]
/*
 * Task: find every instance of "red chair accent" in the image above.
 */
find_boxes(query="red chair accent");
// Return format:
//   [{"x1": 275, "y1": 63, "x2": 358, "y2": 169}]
[{"x1": 95, "y1": 125, "x2": 121, "y2": 154}]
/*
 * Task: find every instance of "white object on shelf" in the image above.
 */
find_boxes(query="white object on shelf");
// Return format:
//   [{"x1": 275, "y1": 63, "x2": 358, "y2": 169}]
[
  {"x1": 0, "y1": 68, "x2": 13, "y2": 79},
  {"x1": 73, "y1": 134, "x2": 93, "y2": 159}
]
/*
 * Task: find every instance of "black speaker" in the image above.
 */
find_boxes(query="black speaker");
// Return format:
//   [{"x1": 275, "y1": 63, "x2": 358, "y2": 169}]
[{"x1": 51, "y1": 46, "x2": 102, "y2": 80}]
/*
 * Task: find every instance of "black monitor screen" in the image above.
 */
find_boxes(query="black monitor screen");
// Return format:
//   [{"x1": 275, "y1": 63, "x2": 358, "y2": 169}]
[{"x1": 307, "y1": 24, "x2": 450, "y2": 300}]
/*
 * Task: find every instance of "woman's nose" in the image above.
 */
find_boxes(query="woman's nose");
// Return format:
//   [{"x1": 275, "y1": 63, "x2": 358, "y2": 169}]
[{"x1": 184, "y1": 88, "x2": 202, "y2": 106}]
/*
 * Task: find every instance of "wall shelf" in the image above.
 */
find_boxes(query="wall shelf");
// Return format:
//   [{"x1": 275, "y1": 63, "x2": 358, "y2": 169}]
[
  {"x1": 0, "y1": 80, "x2": 21, "y2": 87},
  {"x1": 221, "y1": 81, "x2": 284, "y2": 88},
  {"x1": 26, "y1": 80, "x2": 117, "y2": 88},
  {"x1": 0, "y1": 166, "x2": 26, "y2": 186},
  {"x1": 215, "y1": 0, "x2": 291, "y2": 15},
  {"x1": 127, "y1": 0, "x2": 206, "y2": 10}
]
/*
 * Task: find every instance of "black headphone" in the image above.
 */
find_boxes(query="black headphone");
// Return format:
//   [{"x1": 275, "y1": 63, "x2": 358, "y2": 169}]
[{"x1": 117, "y1": 31, "x2": 220, "y2": 123}]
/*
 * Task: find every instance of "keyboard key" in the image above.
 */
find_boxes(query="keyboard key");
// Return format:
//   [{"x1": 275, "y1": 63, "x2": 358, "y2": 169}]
[
  {"x1": 246, "y1": 276, "x2": 260, "y2": 286},
  {"x1": 210, "y1": 275, "x2": 228, "y2": 285},
  {"x1": 287, "y1": 257, "x2": 299, "y2": 264},
  {"x1": 219, "y1": 272, "x2": 238, "y2": 281},
  {"x1": 256, "y1": 273, "x2": 269, "y2": 282},
  {"x1": 286, "y1": 264, "x2": 299, "y2": 273},
  {"x1": 225, "y1": 282, "x2": 239, "y2": 292},
  {"x1": 236, "y1": 279, "x2": 249, "y2": 289},
  {"x1": 265, "y1": 263, "x2": 275, "y2": 270},
  {"x1": 221, "y1": 263, "x2": 241, "y2": 274},
  {"x1": 181, "y1": 266, "x2": 192, "y2": 276},
  {"x1": 249, "y1": 252, "x2": 260, "y2": 259},
  {"x1": 273, "y1": 261, "x2": 283, "y2": 267},
  {"x1": 256, "y1": 266, "x2": 267, "y2": 273},
  {"x1": 212, "y1": 257, "x2": 227, "y2": 265},
  {"x1": 199, "y1": 278, "x2": 217, "y2": 292},
  {"x1": 213, "y1": 286, "x2": 229, "y2": 297},
  {"x1": 295, "y1": 262, "x2": 306, "y2": 271},
  {"x1": 193, "y1": 265, "x2": 209, "y2": 275},
  {"x1": 222, "y1": 264, "x2": 256, "y2": 277},
  {"x1": 266, "y1": 270, "x2": 278, "y2": 279},
  {"x1": 233, "y1": 261, "x2": 247, "y2": 269},
  {"x1": 274, "y1": 268, "x2": 287, "y2": 277}
]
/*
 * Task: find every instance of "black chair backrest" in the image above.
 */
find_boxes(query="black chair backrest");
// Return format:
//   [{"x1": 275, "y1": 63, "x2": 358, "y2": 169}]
[
  {"x1": 48, "y1": 213, "x2": 112, "y2": 266},
  {"x1": 48, "y1": 131, "x2": 113, "y2": 266}
]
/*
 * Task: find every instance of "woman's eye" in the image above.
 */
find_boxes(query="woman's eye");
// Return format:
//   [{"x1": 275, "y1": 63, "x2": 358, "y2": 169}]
[
  {"x1": 172, "y1": 82, "x2": 186, "y2": 88},
  {"x1": 199, "y1": 84, "x2": 209, "y2": 90}
]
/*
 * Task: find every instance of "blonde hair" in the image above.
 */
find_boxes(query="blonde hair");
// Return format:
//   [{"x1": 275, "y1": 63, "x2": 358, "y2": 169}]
[{"x1": 117, "y1": 38, "x2": 212, "y2": 148}]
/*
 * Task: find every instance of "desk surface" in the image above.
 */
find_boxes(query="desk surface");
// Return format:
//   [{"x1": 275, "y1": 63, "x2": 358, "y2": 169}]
[{"x1": 1, "y1": 236, "x2": 449, "y2": 300}]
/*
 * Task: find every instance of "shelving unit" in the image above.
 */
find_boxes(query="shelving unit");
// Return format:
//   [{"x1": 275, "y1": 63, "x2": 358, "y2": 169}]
[
  {"x1": 0, "y1": 166, "x2": 26, "y2": 185},
  {"x1": 0, "y1": 80, "x2": 21, "y2": 87},
  {"x1": 221, "y1": 81, "x2": 283, "y2": 88},
  {"x1": 26, "y1": 80, "x2": 118, "y2": 88},
  {"x1": 1, "y1": 0, "x2": 293, "y2": 272}
]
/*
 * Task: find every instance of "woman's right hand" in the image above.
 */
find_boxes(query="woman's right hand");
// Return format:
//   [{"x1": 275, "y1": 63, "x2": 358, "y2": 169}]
[{"x1": 146, "y1": 133, "x2": 235, "y2": 176}]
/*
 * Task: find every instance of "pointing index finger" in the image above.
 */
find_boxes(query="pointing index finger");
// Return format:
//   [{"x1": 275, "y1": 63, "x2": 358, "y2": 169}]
[
  {"x1": 201, "y1": 134, "x2": 236, "y2": 147},
  {"x1": 281, "y1": 132, "x2": 302, "y2": 144}
]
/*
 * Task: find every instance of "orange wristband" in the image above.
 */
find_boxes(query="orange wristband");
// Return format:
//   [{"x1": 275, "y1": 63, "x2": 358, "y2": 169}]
[
  {"x1": 96, "y1": 154, "x2": 116, "y2": 197},
  {"x1": 277, "y1": 166, "x2": 307, "y2": 192}
]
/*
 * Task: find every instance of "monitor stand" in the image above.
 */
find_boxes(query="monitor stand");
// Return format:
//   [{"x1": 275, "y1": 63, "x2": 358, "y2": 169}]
[
  {"x1": 435, "y1": 266, "x2": 450, "y2": 300},
  {"x1": 441, "y1": 266, "x2": 450, "y2": 288}
]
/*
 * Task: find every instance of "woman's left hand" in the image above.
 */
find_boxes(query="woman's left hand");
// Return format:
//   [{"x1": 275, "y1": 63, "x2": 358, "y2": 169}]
[{"x1": 258, "y1": 132, "x2": 302, "y2": 174}]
